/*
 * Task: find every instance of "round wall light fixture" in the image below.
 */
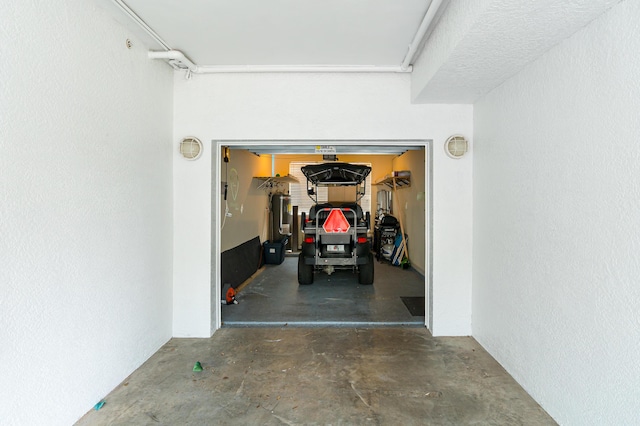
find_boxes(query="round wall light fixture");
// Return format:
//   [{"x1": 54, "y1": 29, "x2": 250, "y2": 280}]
[
  {"x1": 179, "y1": 137, "x2": 203, "y2": 160},
  {"x1": 444, "y1": 135, "x2": 469, "y2": 159}
]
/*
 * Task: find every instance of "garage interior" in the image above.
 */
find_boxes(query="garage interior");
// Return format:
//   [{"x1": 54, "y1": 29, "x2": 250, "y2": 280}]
[
  {"x1": 3, "y1": 0, "x2": 639, "y2": 425},
  {"x1": 218, "y1": 144, "x2": 428, "y2": 328}
]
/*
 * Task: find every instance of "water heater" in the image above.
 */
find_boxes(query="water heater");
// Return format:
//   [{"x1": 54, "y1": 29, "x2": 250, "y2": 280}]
[{"x1": 271, "y1": 193, "x2": 292, "y2": 242}]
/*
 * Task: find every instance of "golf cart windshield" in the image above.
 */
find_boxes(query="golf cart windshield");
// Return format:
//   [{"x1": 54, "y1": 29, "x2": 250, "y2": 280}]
[{"x1": 301, "y1": 162, "x2": 372, "y2": 203}]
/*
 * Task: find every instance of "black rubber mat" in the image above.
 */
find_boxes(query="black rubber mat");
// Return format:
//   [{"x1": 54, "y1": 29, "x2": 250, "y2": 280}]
[{"x1": 401, "y1": 297, "x2": 425, "y2": 316}]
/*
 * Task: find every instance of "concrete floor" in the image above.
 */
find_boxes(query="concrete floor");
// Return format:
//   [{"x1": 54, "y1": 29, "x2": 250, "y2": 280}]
[
  {"x1": 77, "y1": 258, "x2": 555, "y2": 424},
  {"x1": 223, "y1": 255, "x2": 426, "y2": 327},
  {"x1": 76, "y1": 327, "x2": 555, "y2": 425}
]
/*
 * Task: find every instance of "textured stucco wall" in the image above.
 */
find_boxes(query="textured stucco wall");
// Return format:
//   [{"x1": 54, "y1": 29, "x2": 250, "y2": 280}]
[
  {"x1": 473, "y1": 1, "x2": 640, "y2": 424},
  {"x1": 0, "y1": 1, "x2": 174, "y2": 424},
  {"x1": 411, "y1": 0, "x2": 492, "y2": 102},
  {"x1": 173, "y1": 73, "x2": 473, "y2": 336},
  {"x1": 411, "y1": 0, "x2": 622, "y2": 103}
]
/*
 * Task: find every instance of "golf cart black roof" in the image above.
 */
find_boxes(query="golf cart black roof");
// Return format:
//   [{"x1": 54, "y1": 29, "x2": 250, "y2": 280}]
[{"x1": 301, "y1": 163, "x2": 372, "y2": 185}]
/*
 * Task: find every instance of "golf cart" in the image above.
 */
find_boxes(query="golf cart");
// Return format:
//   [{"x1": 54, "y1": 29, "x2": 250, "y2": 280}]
[{"x1": 297, "y1": 162, "x2": 374, "y2": 285}]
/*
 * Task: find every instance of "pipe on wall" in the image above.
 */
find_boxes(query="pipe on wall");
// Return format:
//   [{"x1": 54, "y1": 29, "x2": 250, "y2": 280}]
[
  {"x1": 148, "y1": 50, "x2": 199, "y2": 74},
  {"x1": 196, "y1": 65, "x2": 411, "y2": 73},
  {"x1": 147, "y1": 52, "x2": 411, "y2": 74},
  {"x1": 111, "y1": 0, "x2": 171, "y2": 50},
  {"x1": 401, "y1": 0, "x2": 446, "y2": 71}
]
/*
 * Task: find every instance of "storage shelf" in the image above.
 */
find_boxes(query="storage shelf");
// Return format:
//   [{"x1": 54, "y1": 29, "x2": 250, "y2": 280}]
[
  {"x1": 254, "y1": 174, "x2": 299, "y2": 190},
  {"x1": 375, "y1": 172, "x2": 411, "y2": 189}
]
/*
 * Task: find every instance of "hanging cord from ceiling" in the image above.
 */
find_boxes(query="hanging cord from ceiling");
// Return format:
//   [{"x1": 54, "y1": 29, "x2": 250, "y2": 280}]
[{"x1": 221, "y1": 150, "x2": 230, "y2": 230}]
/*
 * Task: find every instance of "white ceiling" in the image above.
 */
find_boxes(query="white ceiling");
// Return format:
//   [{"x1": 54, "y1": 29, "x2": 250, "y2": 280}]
[
  {"x1": 103, "y1": 0, "x2": 623, "y2": 103},
  {"x1": 120, "y1": 0, "x2": 432, "y2": 67}
]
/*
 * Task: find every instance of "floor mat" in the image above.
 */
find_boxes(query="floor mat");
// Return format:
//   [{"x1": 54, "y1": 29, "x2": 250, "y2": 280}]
[{"x1": 401, "y1": 297, "x2": 425, "y2": 316}]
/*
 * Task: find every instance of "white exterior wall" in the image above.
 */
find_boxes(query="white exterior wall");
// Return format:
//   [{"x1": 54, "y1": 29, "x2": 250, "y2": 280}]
[
  {"x1": 473, "y1": 1, "x2": 640, "y2": 424},
  {"x1": 0, "y1": 1, "x2": 174, "y2": 424},
  {"x1": 173, "y1": 73, "x2": 473, "y2": 336}
]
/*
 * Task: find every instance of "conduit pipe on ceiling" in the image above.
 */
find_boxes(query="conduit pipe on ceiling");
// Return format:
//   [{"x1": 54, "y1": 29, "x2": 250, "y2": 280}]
[
  {"x1": 401, "y1": 0, "x2": 446, "y2": 71},
  {"x1": 111, "y1": 0, "x2": 171, "y2": 50},
  {"x1": 197, "y1": 65, "x2": 411, "y2": 73},
  {"x1": 146, "y1": 52, "x2": 411, "y2": 73}
]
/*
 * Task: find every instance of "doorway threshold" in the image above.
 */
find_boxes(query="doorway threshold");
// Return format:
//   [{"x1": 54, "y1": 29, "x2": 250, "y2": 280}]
[{"x1": 222, "y1": 320, "x2": 425, "y2": 328}]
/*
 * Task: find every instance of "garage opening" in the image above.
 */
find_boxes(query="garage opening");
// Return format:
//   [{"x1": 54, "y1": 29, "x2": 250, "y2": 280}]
[{"x1": 213, "y1": 141, "x2": 432, "y2": 330}]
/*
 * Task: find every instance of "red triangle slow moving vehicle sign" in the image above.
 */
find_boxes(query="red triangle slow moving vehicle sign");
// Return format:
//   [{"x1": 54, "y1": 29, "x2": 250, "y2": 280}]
[{"x1": 323, "y1": 208, "x2": 350, "y2": 233}]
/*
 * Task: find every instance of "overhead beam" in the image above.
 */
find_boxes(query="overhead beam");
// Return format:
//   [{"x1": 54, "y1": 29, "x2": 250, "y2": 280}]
[
  {"x1": 228, "y1": 144, "x2": 425, "y2": 156},
  {"x1": 410, "y1": 0, "x2": 622, "y2": 104}
]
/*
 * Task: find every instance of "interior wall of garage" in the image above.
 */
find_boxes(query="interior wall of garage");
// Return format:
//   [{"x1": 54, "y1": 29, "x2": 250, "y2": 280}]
[
  {"x1": 472, "y1": 1, "x2": 640, "y2": 424},
  {"x1": 219, "y1": 149, "x2": 272, "y2": 251},
  {"x1": 273, "y1": 154, "x2": 394, "y2": 182},
  {"x1": 272, "y1": 153, "x2": 396, "y2": 237},
  {"x1": 218, "y1": 151, "x2": 402, "y2": 271},
  {"x1": 391, "y1": 150, "x2": 427, "y2": 275},
  {"x1": 0, "y1": 1, "x2": 174, "y2": 424},
  {"x1": 273, "y1": 153, "x2": 396, "y2": 205},
  {"x1": 173, "y1": 73, "x2": 473, "y2": 337}
]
